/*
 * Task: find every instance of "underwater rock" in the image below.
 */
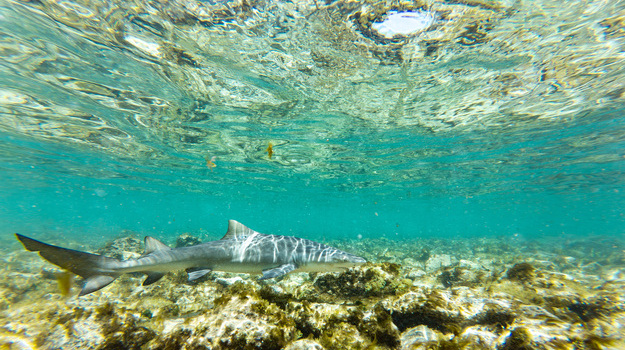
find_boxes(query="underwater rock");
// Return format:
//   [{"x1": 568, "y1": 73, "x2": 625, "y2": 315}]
[
  {"x1": 214, "y1": 276, "x2": 246, "y2": 287},
  {"x1": 405, "y1": 268, "x2": 427, "y2": 281},
  {"x1": 391, "y1": 291, "x2": 465, "y2": 335},
  {"x1": 399, "y1": 325, "x2": 438, "y2": 350},
  {"x1": 151, "y1": 289, "x2": 298, "y2": 350},
  {"x1": 424, "y1": 254, "x2": 454, "y2": 272},
  {"x1": 4, "y1": 234, "x2": 625, "y2": 350},
  {"x1": 284, "y1": 339, "x2": 325, "y2": 350},
  {"x1": 458, "y1": 325, "x2": 498, "y2": 348},
  {"x1": 438, "y1": 266, "x2": 484, "y2": 288},
  {"x1": 96, "y1": 236, "x2": 143, "y2": 260},
  {"x1": 175, "y1": 234, "x2": 202, "y2": 248}
]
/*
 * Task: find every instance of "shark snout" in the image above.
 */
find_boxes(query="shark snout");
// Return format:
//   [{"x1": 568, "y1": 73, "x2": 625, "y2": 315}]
[
  {"x1": 352, "y1": 256, "x2": 366, "y2": 264},
  {"x1": 336, "y1": 254, "x2": 366, "y2": 267}
]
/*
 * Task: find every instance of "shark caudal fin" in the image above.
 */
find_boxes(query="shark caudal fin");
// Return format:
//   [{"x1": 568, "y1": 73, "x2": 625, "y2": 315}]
[{"x1": 15, "y1": 234, "x2": 120, "y2": 296}]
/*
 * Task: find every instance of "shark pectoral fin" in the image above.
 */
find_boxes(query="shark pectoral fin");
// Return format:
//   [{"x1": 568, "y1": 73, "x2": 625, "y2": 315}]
[
  {"x1": 260, "y1": 263, "x2": 297, "y2": 280},
  {"x1": 80, "y1": 275, "x2": 117, "y2": 296},
  {"x1": 186, "y1": 268, "x2": 212, "y2": 282},
  {"x1": 142, "y1": 272, "x2": 165, "y2": 286}
]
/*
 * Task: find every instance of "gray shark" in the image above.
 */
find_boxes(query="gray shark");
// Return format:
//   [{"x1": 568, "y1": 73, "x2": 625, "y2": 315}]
[{"x1": 16, "y1": 220, "x2": 366, "y2": 296}]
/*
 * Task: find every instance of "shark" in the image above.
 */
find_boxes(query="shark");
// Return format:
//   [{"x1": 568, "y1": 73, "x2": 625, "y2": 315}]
[{"x1": 15, "y1": 220, "x2": 366, "y2": 296}]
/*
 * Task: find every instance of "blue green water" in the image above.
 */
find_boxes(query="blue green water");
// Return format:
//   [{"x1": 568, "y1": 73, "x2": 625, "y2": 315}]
[{"x1": 1, "y1": 0, "x2": 624, "y2": 245}]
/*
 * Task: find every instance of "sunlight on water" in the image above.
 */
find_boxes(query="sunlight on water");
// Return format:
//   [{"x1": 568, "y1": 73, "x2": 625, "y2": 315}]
[
  {"x1": 370, "y1": 11, "x2": 435, "y2": 38},
  {"x1": 0, "y1": 0, "x2": 623, "y2": 239}
]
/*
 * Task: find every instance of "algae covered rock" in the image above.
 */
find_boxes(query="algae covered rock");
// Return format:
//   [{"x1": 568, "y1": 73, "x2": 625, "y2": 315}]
[
  {"x1": 500, "y1": 327, "x2": 533, "y2": 350},
  {"x1": 284, "y1": 339, "x2": 325, "y2": 350},
  {"x1": 4, "y1": 232, "x2": 625, "y2": 350},
  {"x1": 424, "y1": 254, "x2": 454, "y2": 271},
  {"x1": 150, "y1": 285, "x2": 299, "y2": 350},
  {"x1": 390, "y1": 291, "x2": 465, "y2": 335},
  {"x1": 96, "y1": 235, "x2": 143, "y2": 260},
  {"x1": 175, "y1": 234, "x2": 202, "y2": 248},
  {"x1": 313, "y1": 263, "x2": 409, "y2": 298},
  {"x1": 399, "y1": 325, "x2": 438, "y2": 350},
  {"x1": 506, "y1": 262, "x2": 537, "y2": 282},
  {"x1": 438, "y1": 266, "x2": 484, "y2": 288}
]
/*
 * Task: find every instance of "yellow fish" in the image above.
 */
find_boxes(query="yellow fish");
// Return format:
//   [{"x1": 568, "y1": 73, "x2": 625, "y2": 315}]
[
  {"x1": 205, "y1": 156, "x2": 217, "y2": 171},
  {"x1": 55, "y1": 270, "x2": 73, "y2": 297},
  {"x1": 266, "y1": 142, "x2": 273, "y2": 159}
]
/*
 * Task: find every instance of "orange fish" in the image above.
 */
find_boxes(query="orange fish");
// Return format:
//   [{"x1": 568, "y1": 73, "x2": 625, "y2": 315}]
[
  {"x1": 266, "y1": 142, "x2": 273, "y2": 159},
  {"x1": 205, "y1": 156, "x2": 217, "y2": 171}
]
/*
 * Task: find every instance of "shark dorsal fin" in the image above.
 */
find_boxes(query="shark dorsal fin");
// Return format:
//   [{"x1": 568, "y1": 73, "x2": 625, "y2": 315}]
[
  {"x1": 221, "y1": 220, "x2": 258, "y2": 240},
  {"x1": 144, "y1": 236, "x2": 171, "y2": 255}
]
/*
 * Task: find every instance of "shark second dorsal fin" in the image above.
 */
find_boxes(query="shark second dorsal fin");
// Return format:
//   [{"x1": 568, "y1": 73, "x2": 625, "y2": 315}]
[
  {"x1": 144, "y1": 236, "x2": 171, "y2": 255},
  {"x1": 222, "y1": 220, "x2": 258, "y2": 240}
]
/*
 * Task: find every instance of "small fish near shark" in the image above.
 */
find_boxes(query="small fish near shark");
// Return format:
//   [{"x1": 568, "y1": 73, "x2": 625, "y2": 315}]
[{"x1": 16, "y1": 220, "x2": 366, "y2": 296}]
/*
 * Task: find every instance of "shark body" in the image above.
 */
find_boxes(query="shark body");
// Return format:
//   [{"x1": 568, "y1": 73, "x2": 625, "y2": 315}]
[{"x1": 16, "y1": 220, "x2": 366, "y2": 296}]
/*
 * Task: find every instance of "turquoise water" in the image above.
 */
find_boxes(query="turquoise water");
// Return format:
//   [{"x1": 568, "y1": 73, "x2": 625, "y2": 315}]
[{"x1": 1, "y1": 0, "x2": 624, "y2": 244}]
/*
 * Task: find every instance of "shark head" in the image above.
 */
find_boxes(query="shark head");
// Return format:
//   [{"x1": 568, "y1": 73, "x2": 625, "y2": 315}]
[
  {"x1": 300, "y1": 248, "x2": 367, "y2": 273},
  {"x1": 329, "y1": 250, "x2": 367, "y2": 269}
]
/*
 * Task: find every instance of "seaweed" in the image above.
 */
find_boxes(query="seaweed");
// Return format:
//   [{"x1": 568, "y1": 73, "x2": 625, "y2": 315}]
[
  {"x1": 439, "y1": 268, "x2": 463, "y2": 288},
  {"x1": 473, "y1": 308, "x2": 515, "y2": 331},
  {"x1": 499, "y1": 327, "x2": 532, "y2": 350},
  {"x1": 391, "y1": 292, "x2": 465, "y2": 335},
  {"x1": 567, "y1": 298, "x2": 610, "y2": 323},
  {"x1": 506, "y1": 263, "x2": 536, "y2": 282}
]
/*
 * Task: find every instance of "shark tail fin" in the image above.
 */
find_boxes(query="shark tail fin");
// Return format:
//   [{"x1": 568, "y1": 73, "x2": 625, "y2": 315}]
[{"x1": 15, "y1": 234, "x2": 120, "y2": 296}]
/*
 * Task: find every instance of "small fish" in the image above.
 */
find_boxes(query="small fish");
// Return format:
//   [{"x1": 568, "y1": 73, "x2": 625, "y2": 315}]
[
  {"x1": 205, "y1": 156, "x2": 217, "y2": 171},
  {"x1": 266, "y1": 142, "x2": 273, "y2": 159},
  {"x1": 55, "y1": 270, "x2": 73, "y2": 297}
]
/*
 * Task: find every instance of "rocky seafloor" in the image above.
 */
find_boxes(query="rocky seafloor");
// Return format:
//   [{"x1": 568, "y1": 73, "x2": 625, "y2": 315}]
[{"x1": 0, "y1": 232, "x2": 624, "y2": 350}]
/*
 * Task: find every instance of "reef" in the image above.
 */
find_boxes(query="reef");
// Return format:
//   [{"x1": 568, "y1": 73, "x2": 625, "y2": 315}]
[{"x1": 1, "y1": 233, "x2": 624, "y2": 350}]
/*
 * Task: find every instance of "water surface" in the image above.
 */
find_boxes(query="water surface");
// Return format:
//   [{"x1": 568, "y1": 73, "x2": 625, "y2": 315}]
[{"x1": 1, "y1": 0, "x2": 624, "y2": 243}]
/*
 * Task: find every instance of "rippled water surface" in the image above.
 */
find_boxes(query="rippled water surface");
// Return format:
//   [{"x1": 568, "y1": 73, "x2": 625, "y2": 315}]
[{"x1": 1, "y1": 0, "x2": 624, "y2": 241}]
